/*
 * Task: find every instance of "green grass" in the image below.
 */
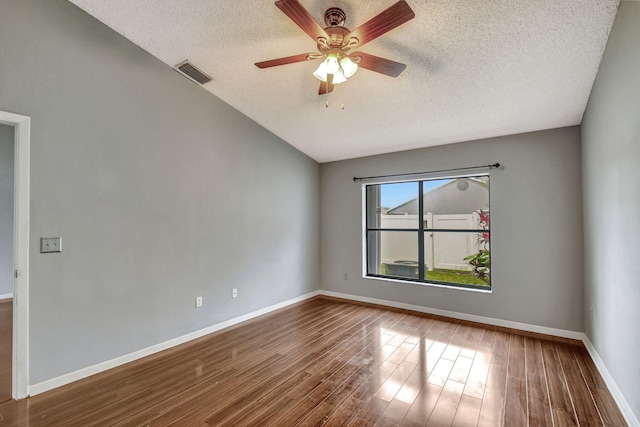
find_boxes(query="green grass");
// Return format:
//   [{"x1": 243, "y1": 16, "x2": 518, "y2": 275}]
[
  {"x1": 379, "y1": 264, "x2": 489, "y2": 287},
  {"x1": 425, "y1": 270, "x2": 489, "y2": 287}
]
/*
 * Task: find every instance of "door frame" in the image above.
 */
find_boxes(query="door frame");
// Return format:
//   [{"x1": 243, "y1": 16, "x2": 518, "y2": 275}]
[{"x1": 0, "y1": 110, "x2": 30, "y2": 399}]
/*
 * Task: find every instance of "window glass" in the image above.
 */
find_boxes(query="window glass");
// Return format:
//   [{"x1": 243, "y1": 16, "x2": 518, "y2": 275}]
[
  {"x1": 367, "y1": 230, "x2": 419, "y2": 279},
  {"x1": 365, "y1": 174, "x2": 490, "y2": 290},
  {"x1": 423, "y1": 177, "x2": 489, "y2": 217},
  {"x1": 367, "y1": 182, "x2": 419, "y2": 227},
  {"x1": 424, "y1": 231, "x2": 490, "y2": 286}
]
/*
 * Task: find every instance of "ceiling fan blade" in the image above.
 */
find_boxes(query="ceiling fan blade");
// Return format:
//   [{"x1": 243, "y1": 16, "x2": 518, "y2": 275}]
[
  {"x1": 318, "y1": 74, "x2": 334, "y2": 95},
  {"x1": 255, "y1": 53, "x2": 317, "y2": 68},
  {"x1": 275, "y1": 0, "x2": 329, "y2": 42},
  {"x1": 345, "y1": 1, "x2": 415, "y2": 48},
  {"x1": 351, "y1": 52, "x2": 407, "y2": 77}
]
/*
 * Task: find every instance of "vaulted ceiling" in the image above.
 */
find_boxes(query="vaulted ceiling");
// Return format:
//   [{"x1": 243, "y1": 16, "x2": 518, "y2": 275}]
[{"x1": 68, "y1": 0, "x2": 619, "y2": 163}]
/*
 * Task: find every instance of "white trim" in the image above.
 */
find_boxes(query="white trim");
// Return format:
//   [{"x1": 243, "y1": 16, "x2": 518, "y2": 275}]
[
  {"x1": 0, "y1": 110, "x2": 30, "y2": 400},
  {"x1": 582, "y1": 336, "x2": 640, "y2": 427},
  {"x1": 0, "y1": 293, "x2": 14, "y2": 301},
  {"x1": 318, "y1": 290, "x2": 584, "y2": 340},
  {"x1": 361, "y1": 184, "x2": 367, "y2": 278},
  {"x1": 29, "y1": 291, "x2": 320, "y2": 396}
]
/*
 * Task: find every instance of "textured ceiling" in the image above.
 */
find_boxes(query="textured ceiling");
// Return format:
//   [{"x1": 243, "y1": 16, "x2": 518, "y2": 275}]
[{"x1": 68, "y1": 0, "x2": 619, "y2": 163}]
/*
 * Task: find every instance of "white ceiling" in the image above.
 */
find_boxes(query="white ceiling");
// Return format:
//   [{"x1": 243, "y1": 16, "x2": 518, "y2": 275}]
[{"x1": 68, "y1": 0, "x2": 619, "y2": 163}]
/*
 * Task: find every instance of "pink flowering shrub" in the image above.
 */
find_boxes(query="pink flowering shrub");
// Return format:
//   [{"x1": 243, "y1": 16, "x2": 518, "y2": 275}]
[{"x1": 464, "y1": 210, "x2": 490, "y2": 282}]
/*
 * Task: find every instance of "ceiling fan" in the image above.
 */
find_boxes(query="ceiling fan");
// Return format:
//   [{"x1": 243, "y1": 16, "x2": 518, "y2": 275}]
[{"x1": 255, "y1": 0, "x2": 415, "y2": 95}]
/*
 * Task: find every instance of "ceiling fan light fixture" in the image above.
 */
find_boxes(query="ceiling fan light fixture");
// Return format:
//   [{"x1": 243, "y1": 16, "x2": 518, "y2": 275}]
[
  {"x1": 313, "y1": 53, "x2": 339, "y2": 82},
  {"x1": 314, "y1": 51, "x2": 356, "y2": 84},
  {"x1": 332, "y1": 68, "x2": 347, "y2": 84},
  {"x1": 340, "y1": 56, "x2": 358, "y2": 78},
  {"x1": 325, "y1": 54, "x2": 340, "y2": 74},
  {"x1": 313, "y1": 60, "x2": 329, "y2": 82}
]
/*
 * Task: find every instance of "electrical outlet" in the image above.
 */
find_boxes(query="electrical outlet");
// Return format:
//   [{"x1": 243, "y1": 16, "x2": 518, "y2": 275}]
[
  {"x1": 41, "y1": 237, "x2": 62, "y2": 253},
  {"x1": 343, "y1": 273, "x2": 348, "y2": 280},
  {"x1": 195, "y1": 296, "x2": 203, "y2": 308},
  {"x1": 232, "y1": 288, "x2": 238, "y2": 298}
]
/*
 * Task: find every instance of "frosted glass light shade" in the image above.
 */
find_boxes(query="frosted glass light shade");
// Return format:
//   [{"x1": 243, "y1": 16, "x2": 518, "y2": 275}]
[
  {"x1": 325, "y1": 54, "x2": 340, "y2": 74},
  {"x1": 313, "y1": 60, "x2": 330, "y2": 82},
  {"x1": 340, "y1": 56, "x2": 358, "y2": 78},
  {"x1": 332, "y1": 68, "x2": 347, "y2": 84}
]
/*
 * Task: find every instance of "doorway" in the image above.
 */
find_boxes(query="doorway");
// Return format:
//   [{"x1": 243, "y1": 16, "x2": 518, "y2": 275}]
[
  {"x1": 0, "y1": 110, "x2": 30, "y2": 400},
  {"x1": 0, "y1": 123, "x2": 15, "y2": 401}
]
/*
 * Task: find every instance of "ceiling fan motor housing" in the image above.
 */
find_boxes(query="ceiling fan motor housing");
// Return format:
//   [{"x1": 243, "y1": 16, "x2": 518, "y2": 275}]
[
  {"x1": 319, "y1": 26, "x2": 350, "y2": 51},
  {"x1": 317, "y1": 8, "x2": 351, "y2": 51},
  {"x1": 324, "y1": 7, "x2": 345, "y2": 26}
]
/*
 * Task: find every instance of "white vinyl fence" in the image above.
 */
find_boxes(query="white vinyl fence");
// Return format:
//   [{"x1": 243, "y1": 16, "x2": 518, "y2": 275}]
[{"x1": 380, "y1": 212, "x2": 482, "y2": 271}]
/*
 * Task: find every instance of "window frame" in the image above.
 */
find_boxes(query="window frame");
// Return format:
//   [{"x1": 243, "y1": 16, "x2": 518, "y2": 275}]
[{"x1": 362, "y1": 173, "x2": 492, "y2": 292}]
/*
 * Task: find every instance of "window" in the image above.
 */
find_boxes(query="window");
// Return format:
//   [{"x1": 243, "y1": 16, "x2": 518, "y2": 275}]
[{"x1": 364, "y1": 174, "x2": 491, "y2": 290}]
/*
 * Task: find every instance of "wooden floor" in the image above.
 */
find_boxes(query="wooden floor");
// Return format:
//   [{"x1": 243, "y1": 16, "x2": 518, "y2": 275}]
[
  {"x1": 0, "y1": 299, "x2": 12, "y2": 403},
  {"x1": 0, "y1": 297, "x2": 627, "y2": 426}
]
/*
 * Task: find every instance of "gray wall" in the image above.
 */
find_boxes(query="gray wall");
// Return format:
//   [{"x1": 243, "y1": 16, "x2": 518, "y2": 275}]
[
  {"x1": 0, "y1": 0, "x2": 319, "y2": 384},
  {"x1": 0, "y1": 124, "x2": 14, "y2": 296},
  {"x1": 582, "y1": 1, "x2": 640, "y2": 420},
  {"x1": 320, "y1": 127, "x2": 584, "y2": 331}
]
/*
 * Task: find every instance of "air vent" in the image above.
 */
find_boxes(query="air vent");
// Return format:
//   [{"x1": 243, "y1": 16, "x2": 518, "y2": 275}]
[{"x1": 175, "y1": 60, "x2": 212, "y2": 85}]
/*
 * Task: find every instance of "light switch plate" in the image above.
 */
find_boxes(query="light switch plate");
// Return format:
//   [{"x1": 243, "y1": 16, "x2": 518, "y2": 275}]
[{"x1": 41, "y1": 237, "x2": 62, "y2": 253}]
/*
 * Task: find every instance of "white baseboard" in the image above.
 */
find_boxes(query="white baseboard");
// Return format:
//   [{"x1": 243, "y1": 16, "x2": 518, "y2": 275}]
[
  {"x1": 582, "y1": 336, "x2": 640, "y2": 427},
  {"x1": 318, "y1": 290, "x2": 584, "y2": 340},
  {"x1": 29, "y1": 290, "x2": 320, "y2": 396},
  {"x1": 0, "y1": 293, "x2": 13, "y2": 301}
]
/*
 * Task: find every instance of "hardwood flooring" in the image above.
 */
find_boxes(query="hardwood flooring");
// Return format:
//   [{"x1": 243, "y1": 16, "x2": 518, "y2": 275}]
[
  {"x1": 0, "y1": 296, "x2": 627, "y2": 426},
  {"x1": 0, "y1": 299, "x2": 11, "y2": 403}
]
